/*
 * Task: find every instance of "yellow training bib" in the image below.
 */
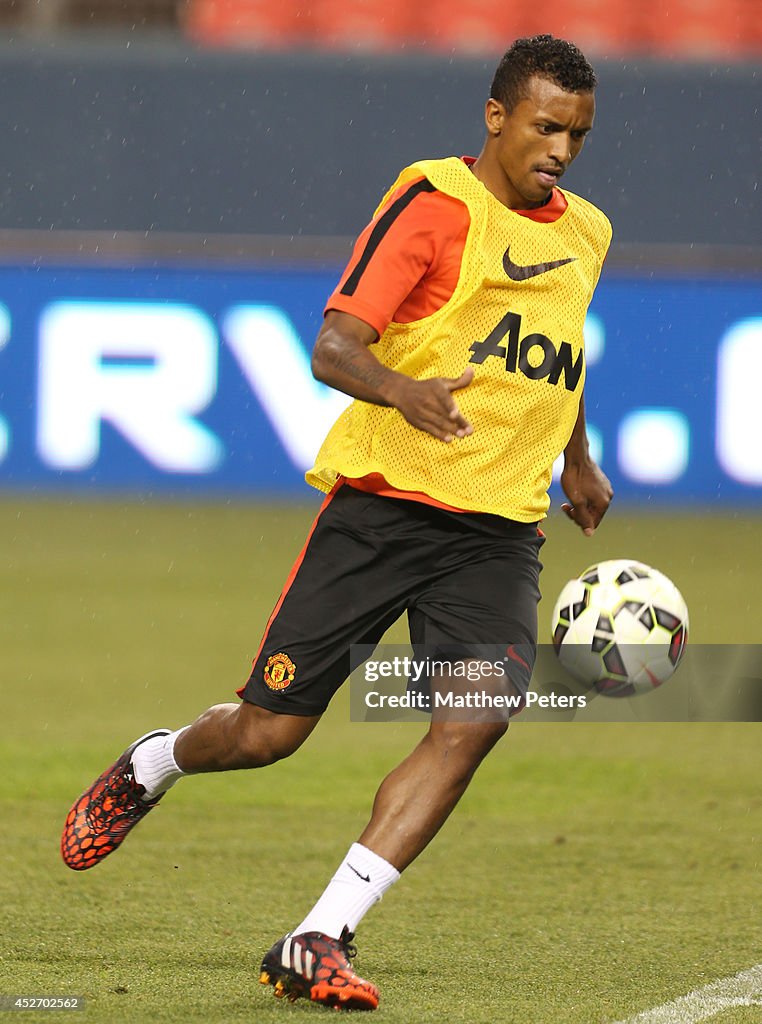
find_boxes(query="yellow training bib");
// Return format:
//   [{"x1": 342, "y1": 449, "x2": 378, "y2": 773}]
[{"x1": 308, "y1": 157, "x2": 611, "y2": 521}]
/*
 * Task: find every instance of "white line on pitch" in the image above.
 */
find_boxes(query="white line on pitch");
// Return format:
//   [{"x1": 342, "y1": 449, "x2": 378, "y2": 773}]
[{"x1": 614, "y1": 964, "x2": 762, "y2": 1024}]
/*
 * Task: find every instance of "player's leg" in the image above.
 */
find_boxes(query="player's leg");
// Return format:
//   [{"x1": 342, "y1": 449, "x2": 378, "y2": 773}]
[
  {"x1": 61, "y1": 484, "x2": 408, "y2": 873},
  {"x1": 357, "y1": 712, "x2": 509, "y2": 869},
  {"x1": 60, "y1": 485, "x2": 347, "y2": 874},
  {"x1": 286, "y1": 511, "x2": 543, "y2": 969},
  {"x1": 263, "y1": 721, "x2": 511, "y2": 1012},
  {"x1": 172, "y1": 700, "x2": 320, "y2": 773},
  {"x1": 356, "y1": 522, "x2": 542, "y2": 868},
  {"x1": 285, "y1": 692, "x2": 514, "y2": 967},
  {"x1": 60, "y1": 703, "x2": 320, "y2": 873},
  {"x1": 274, "y1": 704, "x2": 509, "y2": 999}
]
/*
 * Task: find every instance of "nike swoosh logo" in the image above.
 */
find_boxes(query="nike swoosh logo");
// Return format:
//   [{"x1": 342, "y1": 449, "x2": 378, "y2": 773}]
[
  {"x1": 505, "y1": 644, "x2": 530, "y2": 671},
  {"x1": 503, "y1": 246, "x2": 576, "y2": 281},
  {"x1": 347, "y1": 863, "x2": 371, "y2": 883}
]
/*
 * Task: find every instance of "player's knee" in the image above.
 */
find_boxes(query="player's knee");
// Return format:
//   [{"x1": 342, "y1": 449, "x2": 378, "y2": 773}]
[
  {"x1": 431, "y1": 718, "x2": 509, "y2": 770},
  {"x1": 232, "y1": 702, "x2": 315, "y2": 768}
]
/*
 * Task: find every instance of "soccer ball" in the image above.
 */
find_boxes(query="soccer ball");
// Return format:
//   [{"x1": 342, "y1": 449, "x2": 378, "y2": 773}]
[{"x1": 551, "y1": 559, "x2": 689, "y2": 697}]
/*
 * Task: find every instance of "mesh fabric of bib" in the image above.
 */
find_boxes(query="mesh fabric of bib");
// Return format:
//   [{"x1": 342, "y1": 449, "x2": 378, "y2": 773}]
[{"x1": 307, "y1": 157, "x2": 612, "y2": 521}]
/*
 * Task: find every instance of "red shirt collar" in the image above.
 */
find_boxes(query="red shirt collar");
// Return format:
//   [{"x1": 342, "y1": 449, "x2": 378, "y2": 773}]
[{"x1": 461, "y1": 155, "x2": 567, "y2": 223}]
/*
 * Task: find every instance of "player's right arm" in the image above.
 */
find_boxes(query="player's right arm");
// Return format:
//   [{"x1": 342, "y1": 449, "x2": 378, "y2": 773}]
[
  {"x1": 312, "y1": 174, "x2": 473, "y2": 443},
  {"x1": 312, "y1": 310, "x2": 473, "y2": 443}
]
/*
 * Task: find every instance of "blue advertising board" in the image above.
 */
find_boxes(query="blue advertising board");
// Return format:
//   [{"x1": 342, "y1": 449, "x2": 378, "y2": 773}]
[{"x1": 0, "y1": 261, "x2": 759, "y2": 504}]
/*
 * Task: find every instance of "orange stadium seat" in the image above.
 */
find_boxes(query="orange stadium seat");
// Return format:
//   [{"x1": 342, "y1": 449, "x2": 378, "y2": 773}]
[
  {"x1": 185, "y1": 0, "x2": 309, "y2": 48},
  {"x1": 529, "y1": 0, "x2": 649, "y2": 57},
  {"x1": 309, "y1": 0, "x2": 421, "y2": 51},
  {"x1": 419, "y1": 0, "x2": 649, "y2": 58},
  {"x1": 184, "y1": 0, "x2": 761, "y2": 56},
  {"x1": 747, "y1": 0, "x2": 762, "y2": 46},
  {"x1": 644, "y1": 0, "x2": 752, "y2": 57},
  {"x1": 419, "y1": 1, "x2": 537, "y2": 54}
]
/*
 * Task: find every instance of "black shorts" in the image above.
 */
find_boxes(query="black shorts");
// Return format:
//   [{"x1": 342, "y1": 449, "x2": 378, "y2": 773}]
[{"x1": 237, "y1": 483, "x2": 545, "y2": 716}]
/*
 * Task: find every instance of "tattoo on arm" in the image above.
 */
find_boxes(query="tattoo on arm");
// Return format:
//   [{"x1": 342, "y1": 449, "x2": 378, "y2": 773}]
[{"x1": 330, "y1": 348, "x2": 392, "y2": 404}]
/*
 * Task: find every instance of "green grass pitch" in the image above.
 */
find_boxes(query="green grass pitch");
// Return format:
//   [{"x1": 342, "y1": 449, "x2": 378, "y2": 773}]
[{"x1": 0, "y1": 499, "x2": 760, "y2": 1023}]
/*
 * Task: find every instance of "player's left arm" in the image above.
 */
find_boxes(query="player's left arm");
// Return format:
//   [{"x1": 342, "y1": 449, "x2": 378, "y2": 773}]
[{"x1": 560, "y1": 393, "x2": 613, "y2": 537}]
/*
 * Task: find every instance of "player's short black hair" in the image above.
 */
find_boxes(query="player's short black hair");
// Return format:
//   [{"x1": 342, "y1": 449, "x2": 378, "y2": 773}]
[{"x1": 490, "y1": 35, "x2": 597, "y2": 112}]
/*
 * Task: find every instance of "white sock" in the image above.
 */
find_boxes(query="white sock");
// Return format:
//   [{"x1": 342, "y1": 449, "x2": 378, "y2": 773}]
[
  {"x1": 131, "y1": 728, "x2": 187, "y2": 801},
  {"x1": 293, "y1": 843, "x2": 400, "y2": 940}
]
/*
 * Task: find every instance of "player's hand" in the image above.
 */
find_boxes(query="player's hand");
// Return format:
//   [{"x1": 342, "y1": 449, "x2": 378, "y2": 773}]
[
  {"x1": 560, "y1": 458, "x2": 613, "y2": 536},
  {"x1": 388, "y1": 367, "x2": 474, "y2": 442}
]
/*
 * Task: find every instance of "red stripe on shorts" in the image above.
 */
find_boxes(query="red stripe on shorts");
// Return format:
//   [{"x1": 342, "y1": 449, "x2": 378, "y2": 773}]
[{"x1": 235, "y1": 481, "x2": 344, "y2": 699}]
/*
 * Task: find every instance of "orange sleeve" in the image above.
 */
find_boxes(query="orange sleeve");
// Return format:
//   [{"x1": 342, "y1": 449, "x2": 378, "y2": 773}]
[{"x1": 325, "y1": 176, "x2": 470, "y2": 337}]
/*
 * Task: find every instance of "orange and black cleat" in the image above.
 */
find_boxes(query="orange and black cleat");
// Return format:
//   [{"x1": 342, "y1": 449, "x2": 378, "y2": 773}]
[
  {"x1": 259, "y1": 927, "x2": 379, "y2": 1011},
  {"x1": 61, "y1": 730, "x2": 170, "y2": 870}
]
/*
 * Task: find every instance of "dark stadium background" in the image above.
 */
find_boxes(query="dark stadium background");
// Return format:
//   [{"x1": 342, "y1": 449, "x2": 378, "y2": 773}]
[{"x1": 0, "y1": 3, "x2": 759, "y2": 507}]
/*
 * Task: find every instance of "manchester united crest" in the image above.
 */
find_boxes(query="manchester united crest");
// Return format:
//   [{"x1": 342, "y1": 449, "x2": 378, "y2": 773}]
[{"x1": 263, "y1": 652, "x2": 297, "y2": 691}]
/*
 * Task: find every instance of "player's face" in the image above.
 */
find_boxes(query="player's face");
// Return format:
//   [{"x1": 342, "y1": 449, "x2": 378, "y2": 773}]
[{"x1": 485, "y1": 76, "x2": 595, "y2": 208}]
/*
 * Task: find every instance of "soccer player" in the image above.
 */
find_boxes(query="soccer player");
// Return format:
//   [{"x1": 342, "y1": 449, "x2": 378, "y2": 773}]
[{"x1": 61, "y1": 35, "x2": 613, "y2": 1012}]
